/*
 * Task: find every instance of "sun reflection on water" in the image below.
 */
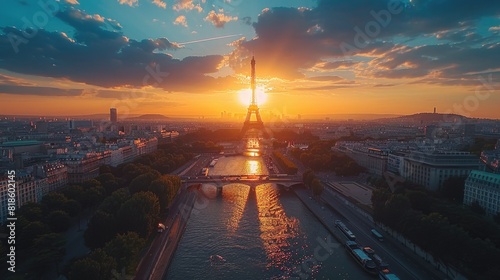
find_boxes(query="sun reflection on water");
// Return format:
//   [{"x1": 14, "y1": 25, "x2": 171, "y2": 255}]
[
  {"x1": 255, "y1": 184, "x2": 301, "y2": 271},
  {"x1": 246, "y1": 160, "x2": 260, "y2": 174},
  {"x1": 222, "y1": 184, "x2": 250, "y2": 234}
]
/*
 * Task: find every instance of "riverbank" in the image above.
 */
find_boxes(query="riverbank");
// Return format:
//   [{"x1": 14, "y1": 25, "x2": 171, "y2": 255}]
[{"x1": 135, "y1": 187, "x2": 198, "y2": 280}]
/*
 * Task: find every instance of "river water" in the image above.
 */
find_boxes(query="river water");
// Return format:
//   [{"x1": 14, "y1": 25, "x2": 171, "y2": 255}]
[{"x1": 165, "y1": 156, "x2": 370, "y2": 280}]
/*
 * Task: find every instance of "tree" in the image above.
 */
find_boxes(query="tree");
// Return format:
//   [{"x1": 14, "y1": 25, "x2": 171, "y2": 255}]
[
  {"x1": 27, "y1": 233, "x2": 66, "y2": 276},
  {"x1": 470, "y1": 201, "x2": 486, "y2": 215},
  {"x1": 84, "y1": 210, "x2": 117, "y2": 249},
  {"x1": 440, "y1": 176, "x2": 466, "y2": 202},
  {"x1": 88, "y1": 249, "x2": 117, "y2": 279},
  {"x1": 121, "y1": 163, "x2": 154, "y2": 183},
  {"x1": 99, "y1": 188, "x2": 130, "y2": 215},
  {"x1": 41, "y1": 192, "x2": 68, "y2": 212},
  {"x1": 149, "y1": 177, "x2": 170, "y2": 212},
  {"x1": 63, "y1": 199, "x2": 82, "y2": 217},
  {"x1": 68, "y1": 249, "x2": 117, "y2": 280},
  {"x1": 128, "y1": 171, "x2": 161, "y2": 194},
  {"x1": 47, "y1": 210, "x2": 71, "y2": 232},
  {"x1": 61, "y1": 185, "x2": 85, "y2": 205},
  {"x1": 302, "y1": 169, "x2": 315, "y2": 188},
  {"x1": 18, "y1": 221, "x2": 51, "y2": 250},
  {"x1": 99, "y1": 165, "x2": 113, "y2": 175},
  {"x1": 163, "y1": 175, "x2": 182, "y2": 206},
  {"x1": 68, "y1": 258, "x2": 101, "y2": 280},
  {"x1": 116, "y1": 192, "x2": 160, "y2": 237},
  {"x1": 406, "y1": 190, "x2": 432, "y2": 214},
  {"x1": 18, "y1": 202, "x2": 43, "y2": 222},
  {"x1": 97, "y1": 173, "x2": 122, "y2": 195},
  {"x1": 371, "y1": 188, "x2": 392, "y2": 222},
  {"x1": 383, "y1": 194, "x2": 412, "y2": 229},
  {"x1": 82, "y1": 184, "x2": 105, "y2": 209},
  {"x1": 494, "y1": 212, "x2": 500, "y2": 225},
  {"x1": 81, "y1": 179, "x2": 102, "y2": 189},
  {"x1": 104, "y1": 232, "x2": 145, "y2": 273},
  {"x1": 311, "y1": 178, "x2": 324, "y2": 197}
]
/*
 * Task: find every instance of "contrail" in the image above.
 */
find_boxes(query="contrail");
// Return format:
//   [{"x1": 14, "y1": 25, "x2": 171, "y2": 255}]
[{"x1": 178, "y1": 34, "x2": 243, "y2": 46}]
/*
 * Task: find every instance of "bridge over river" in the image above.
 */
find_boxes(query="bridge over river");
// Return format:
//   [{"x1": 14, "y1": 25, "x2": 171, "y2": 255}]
[{"x1": 181, "y1": 174, "x2": 304, "y2": 192}]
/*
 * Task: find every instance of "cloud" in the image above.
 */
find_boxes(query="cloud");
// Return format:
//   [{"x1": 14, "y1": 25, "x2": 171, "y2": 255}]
[
  {"x1": 205, "y1": 10, "x2": 238, "y2": 28},
  {"x1": 228, "y1": 0, "x2": 500, "y2": 84},
  {"x1": 241, "y1": 16, "x2": 252, "y2": 26},
  {"x1": 173, "y1": 0, "x2": 202, "y2": 12},
  {"x1": 0, "y1": 74, "x2": 29, "y2": 86},
  {"x1": 173, "y1": 15, "x2": 188, "y2": 27},
  {"x1": 489, "y1": 26, "x2": 500, "y2": 34},
  {"x1": 0, "y1": 7, "x2": 239, "y2": 93},
  {"x1": 435, "y1": 28, "x2": 482, "y2": 42},
  {"x1": 320, "y1": 61, "x2": 359, "y2": 70},
  {"x1": 152, "y1": 0, "x2": 166, "y2": 9},
  {"x1": 307, "y1": 75, "x2": 347, "y2": 82},
  {"x1": 0, "y1": 85, "x2": 84, "y2": 96},
  {"x1": 93, "y1": 89, "x2": 151, "y2": 99},
  {"x1": 370, "y1": 43, "x2": 500, "y2": 81},
  {"x1": 117, "y1": 0, "x2": 138, "y2": 7}
]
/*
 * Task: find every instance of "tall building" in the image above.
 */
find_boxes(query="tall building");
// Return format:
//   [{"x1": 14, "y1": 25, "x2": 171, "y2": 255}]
[
  {"x1": 241, "y1": 56, "x2": 266, "y2": 137},
  {"x1": 110, "y1": 108, "x2": 118, "y2": 123},
  {"x1": 464, "y1": 170, "x2": 500, "y2": 215},
  {"x1": 403, "y1": 151, "x2": 481, "y2": 191}
]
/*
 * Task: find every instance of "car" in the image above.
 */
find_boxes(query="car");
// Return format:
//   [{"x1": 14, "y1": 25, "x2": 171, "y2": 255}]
[
  {"x1": 157, "y1": 223, "x2": 166, "y2": 233},
  {"x1": 363, "y1": 246, "x2": 375, "y2": 255}
]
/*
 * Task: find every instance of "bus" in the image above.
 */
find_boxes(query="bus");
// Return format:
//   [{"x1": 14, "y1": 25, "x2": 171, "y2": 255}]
[
  {"x1": 379, "y1": 269, "x2": 401, "y2": 280},
  {"x1": 371, "y1": 229, "x2": 384, "y2": 241},
  {"x1": 335, "y1": 220, "x2": 356, "y2": 241}
]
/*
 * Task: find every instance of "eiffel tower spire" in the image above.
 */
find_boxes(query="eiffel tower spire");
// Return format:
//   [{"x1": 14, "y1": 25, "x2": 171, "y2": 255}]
[
  {"x1": 251, "y1": 56, "x2": 256, "y2": 105},
  {"x1": 241, "y1": 56, "x2": 266, "y2": 138}
]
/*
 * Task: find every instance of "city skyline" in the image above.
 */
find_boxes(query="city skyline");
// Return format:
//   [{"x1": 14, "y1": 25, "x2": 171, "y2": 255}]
[{"x1": 0, "y1": 0, "x2": 499, "y2": 118}]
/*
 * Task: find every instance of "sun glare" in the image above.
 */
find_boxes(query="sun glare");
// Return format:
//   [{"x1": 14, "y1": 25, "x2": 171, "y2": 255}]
[{"x1": 238, "y1": 86, "x2": 268, "y2": 106}]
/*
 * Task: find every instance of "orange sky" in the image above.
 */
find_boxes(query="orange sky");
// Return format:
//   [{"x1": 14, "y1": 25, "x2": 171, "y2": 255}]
[
  {"x1": 1, "y1": 1, "x2": 499, "y2": 119},
  {"x1": 1, "y1": 74, "x2": 498, "y2": 119}
]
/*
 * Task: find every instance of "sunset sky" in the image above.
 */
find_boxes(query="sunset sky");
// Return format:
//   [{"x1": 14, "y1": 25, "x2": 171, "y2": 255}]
[{"x1": 0, "y1": 0, "x2": 499, "y2": 119}]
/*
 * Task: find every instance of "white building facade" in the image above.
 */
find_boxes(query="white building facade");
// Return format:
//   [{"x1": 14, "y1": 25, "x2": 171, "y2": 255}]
[{"x1": 464, "y1": 170, "x2": 500, "y2": 216}]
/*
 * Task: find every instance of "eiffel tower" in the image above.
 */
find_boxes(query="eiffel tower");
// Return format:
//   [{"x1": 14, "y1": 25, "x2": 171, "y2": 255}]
[{"x1": 241, "y1": 56, "x2": 266, "y2": 138}]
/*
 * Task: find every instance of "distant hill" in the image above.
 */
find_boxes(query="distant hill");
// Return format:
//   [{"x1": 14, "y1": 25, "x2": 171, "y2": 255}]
[
  {"x1": 129, "y1": 114, "x2": 169, "y2": 120},
  {"x1": 378, "y1": 113, "x2": 470, "y2": 124},
  {"x1": 306, "y1": 114, "x2": 402, "y2": 120}
]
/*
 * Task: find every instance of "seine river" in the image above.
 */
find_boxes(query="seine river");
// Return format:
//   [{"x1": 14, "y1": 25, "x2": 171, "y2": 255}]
[{"x1": 165, "y1": 156, "x2": 369, "y2": 280}]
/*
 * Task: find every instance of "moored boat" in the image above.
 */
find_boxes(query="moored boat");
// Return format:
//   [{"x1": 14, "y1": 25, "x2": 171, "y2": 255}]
[{"x1": 345, "y1": 241, "x2": 378, "y2": 275}]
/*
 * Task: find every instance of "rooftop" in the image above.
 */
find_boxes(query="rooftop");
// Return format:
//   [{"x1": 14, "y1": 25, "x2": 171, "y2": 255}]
[{"x1": 0, "y1": 140, "x2": 43, "y2": 147}]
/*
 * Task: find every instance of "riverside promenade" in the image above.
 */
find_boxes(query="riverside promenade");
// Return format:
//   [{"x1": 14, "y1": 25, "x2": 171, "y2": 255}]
[{"x1": 135, "y1": 158, "x2": 201, "y2": 280}]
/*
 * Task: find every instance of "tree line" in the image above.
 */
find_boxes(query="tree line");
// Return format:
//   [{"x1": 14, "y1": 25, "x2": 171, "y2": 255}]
[
  {"x1": 0, "y1": 143, "x2": 190, "y2": 279},
  {"x1": 290, "y1": 140, "x2": 365, "y2": 176},
  {"x1": 273, "y1": 151, "x2": 298, "y2": 175},
  {"x1": 372, "y1": 185, "x2": 500, "y2": 279},
  {"x1": 302, "y1": 169, "x2": 324, "y2": 197}
]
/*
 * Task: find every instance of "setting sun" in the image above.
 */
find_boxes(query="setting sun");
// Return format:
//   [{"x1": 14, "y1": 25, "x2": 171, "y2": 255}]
[{"x1": 238, "y1": 86, "x2": 268, "y2": 106}]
